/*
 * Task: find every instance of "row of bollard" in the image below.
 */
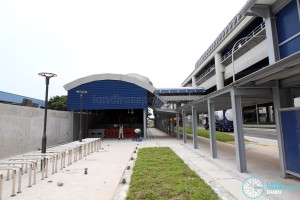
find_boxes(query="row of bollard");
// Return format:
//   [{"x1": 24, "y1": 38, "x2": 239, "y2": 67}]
[
  {"x1": 121, "y1": 144, "x2": 139, "y2": 185},
  {"x1": 0, "y1": 138, "x2": 101, "y2": 200}
]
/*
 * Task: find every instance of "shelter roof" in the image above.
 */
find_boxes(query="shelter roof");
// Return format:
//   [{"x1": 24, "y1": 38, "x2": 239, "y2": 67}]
[{"x1": 64, "y1": 73, "x2": 155, "y2": 93}]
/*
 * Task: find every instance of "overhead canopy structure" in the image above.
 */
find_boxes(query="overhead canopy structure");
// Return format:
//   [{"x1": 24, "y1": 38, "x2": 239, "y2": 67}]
[
  {"x1": 64, "y1": 73, "x2": 155, "y2": 110},
  {"x1": 155, "y1": 87, "x2": 205, "y2": 95},
  {"x1": 63, "y1": 73, "x2": 205, "y2": 139},
  {"x1": 152, "y1": 87, "x2": 206, "y2": 109}
]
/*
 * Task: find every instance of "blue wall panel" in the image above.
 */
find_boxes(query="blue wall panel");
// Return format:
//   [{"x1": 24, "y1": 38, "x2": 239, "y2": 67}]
[
  {"x1": 276, "y1": 0, "x2": 300, "y2": 58},
  {"x1": 276, "y1": 0, "x2": 300, "y2": 43},
  {"x1": 279, "y1": 35, "x2": 300, "y2": 58},
  {"x1": 67, "y1": 80, "x2": 148, "y2": 110},
  {"x1": 280, "y1": 110, "x2": 300, "y2": 175}
]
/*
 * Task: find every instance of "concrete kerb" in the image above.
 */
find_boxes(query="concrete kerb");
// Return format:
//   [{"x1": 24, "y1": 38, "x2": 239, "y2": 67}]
[
  {"x1": 112, "y1": 144, "x2": 139, "y2": 200},
  {"x1": 1, "y1": 129, "x2": 298, "y2": 200}
]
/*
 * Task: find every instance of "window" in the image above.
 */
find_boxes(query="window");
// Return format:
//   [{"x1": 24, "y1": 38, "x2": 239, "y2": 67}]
[{"x1": 298, "y1": 0, "x2": 300, "y2": 21}]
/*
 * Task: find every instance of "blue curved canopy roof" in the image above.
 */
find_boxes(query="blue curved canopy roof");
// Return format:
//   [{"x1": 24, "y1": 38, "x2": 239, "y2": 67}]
[{"x1": 64, "y1": 73, "x2": 155, "y2": 110}]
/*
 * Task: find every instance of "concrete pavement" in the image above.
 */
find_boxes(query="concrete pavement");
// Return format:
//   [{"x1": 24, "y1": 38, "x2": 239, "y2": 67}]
[{"x1": 1, "y1": 128, "x2": 299, "y2": 200}]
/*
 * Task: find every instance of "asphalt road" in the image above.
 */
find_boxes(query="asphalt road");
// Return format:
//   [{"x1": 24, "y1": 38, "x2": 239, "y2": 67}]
[
  {"x1": 198, "y1": 125, "x2": 278, "y2": 140},
  {"x1": 228, "y1": 128, "x2": 278, "y2": 140}
]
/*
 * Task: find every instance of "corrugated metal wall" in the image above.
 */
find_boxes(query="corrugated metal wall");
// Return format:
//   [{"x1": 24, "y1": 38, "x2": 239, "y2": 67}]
[
  {"x1": 0, "y1": 91, "x2": 45, "y2": 107},
  {"x1": 67, "y1": 80, "x2": 148, "y2": 110}
]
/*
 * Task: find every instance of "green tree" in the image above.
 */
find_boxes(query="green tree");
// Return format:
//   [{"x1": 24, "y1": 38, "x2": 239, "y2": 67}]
[{"x1": 48, "y1": 95, "x2": 67, "y2": 111}]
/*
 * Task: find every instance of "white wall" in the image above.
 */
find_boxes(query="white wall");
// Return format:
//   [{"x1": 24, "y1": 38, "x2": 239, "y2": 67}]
[
  {"x1": 0, "y1": 103, "x2": 73, "y2": 159},
  {"x1": 295, "y1": 97, "x2": 300, "y2": 107},
  {"x1": 224, "y1": 40, "x2": 268, "y2": 80}
]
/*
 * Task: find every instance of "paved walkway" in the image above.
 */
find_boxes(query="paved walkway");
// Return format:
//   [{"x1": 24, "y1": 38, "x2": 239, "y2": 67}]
[{"x1": 1, "y1": 128, "x2": 300, "y2": 200}]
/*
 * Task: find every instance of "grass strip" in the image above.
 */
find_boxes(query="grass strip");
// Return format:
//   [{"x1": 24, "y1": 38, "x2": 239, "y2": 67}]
[
  {"x1": 126, "y1": 147, "x2": 219, "y2": 200},
  {"x1": 179, "y1": 127, "x2": 235, "y2": 142}
]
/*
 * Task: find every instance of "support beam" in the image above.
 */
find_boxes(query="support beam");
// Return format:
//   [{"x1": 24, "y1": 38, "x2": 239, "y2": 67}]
[
  {"x1": 192, "y1": 106, "x2": 198, "y2": 149},
  {"x1": 143, "y1": 108, "x2": 147, "y2": 139},
  {"x1": 208, "y1": 99, "x2": 217, "y2": 158},
  {"x1": 256, "y1": 67, "x2": 300, "y2": 85},
  {"x1": 234, "y1": 88, "x2": 272, "y2": 96},
  {"x1": 182, "y1": 111, "x2": 187, "y2": 143},
  {"x1": 192, "y1": 76, "x2": 197, "y2": 87},
  {"x1": 176, "y1": 113, "x2": 180, "y2": 140},
  {"x1": 280, "y1": 74, "x2": 300, "y2": 88},
  {"x1": 215, "y1": 53, "x2": 225, "y2": 90},
  {"x1": 273, "y1": 86, "x2": 286, "y2": 177},
  {"x1": 263, "y1": 6, "x2": 280, "y2": 64},
  {"x1": 172, "y1": 118, "x2": 175, "y2": 137},
  {"x1": 231, "y1": 88, "x2": 247, "y2": 172}
]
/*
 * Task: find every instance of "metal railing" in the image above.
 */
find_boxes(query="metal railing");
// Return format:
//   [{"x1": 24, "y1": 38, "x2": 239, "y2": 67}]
[
  {"x1": 221, "y1": 22, "x2": 266, "y2": 62},
  {"x1": 195, "y1": 14, "x2": 244, "y2": 68},
  {"x1": 196, "y1": 64, "x2": 215, "y2": 82}
]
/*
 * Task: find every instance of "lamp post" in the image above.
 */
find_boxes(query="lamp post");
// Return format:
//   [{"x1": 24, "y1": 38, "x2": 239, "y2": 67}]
[
  {"x1": 231, "y1": 35, "x2": 266, "y2": 82},
  {"x1": 38, "y1": 72, "x2": 57, "y2": 153},
  {"x1": 77, "y1": 90, "x2": 87, "y2": 142}
]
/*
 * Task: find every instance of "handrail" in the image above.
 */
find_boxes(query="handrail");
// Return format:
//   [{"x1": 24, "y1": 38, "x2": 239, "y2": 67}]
[
  {"x1": 196, "y1": 64, "x2": 216, "y2": 82},
  {"x1": 222, "y1": 22, "x2": 266, "y2": 61},
  {"x1": 195, "y1": 14, "x2": 244, "y2": 68}
]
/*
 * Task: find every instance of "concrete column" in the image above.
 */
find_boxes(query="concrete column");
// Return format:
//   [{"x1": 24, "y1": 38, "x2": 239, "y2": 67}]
[
  {"x1": 71, "y1": 110, "x2": 74, "y2": 142},
  {"x1": 214, "y1": 53, "x2": 224, "y2": 90},
  {"x1": 268, "y1": 106, "x2": 274, "y2": 122},
  {"x1": 256, "y1": 104, "x2": 260, "y2": 125},
  {"x1": 182, "y1": 110, "x2": 187, "y2": 143},
  {"x1": 192, "y1": 76, "x2": 197, "y2": 87},
  {"x1": 176, "y1": 113, "x2": 180, "y2": 140},
  {"x1": 165, "y1": 117, "x2": 168, "y2": 133},
  {"x1": 264, "y1": 8, "x2": 279, "y2": 63},
  {"x1": 231, "y1": 88, "x2": 247, "y2": 172},
  {"x1": 143, "y1": 108, "x2": 147, "y2": 139},
  {"x1": 192, "y1": 106, "x2": 198, "y2": 149},
  {"x1": 171, "y1": 118, "x2": 175, "y2": 137},
  {"x1": 208, "y1": 99, "x2": 217, "y2": 158},
  {"x1": 168, "y1": 118, "x2": 171, "y2": 135}
]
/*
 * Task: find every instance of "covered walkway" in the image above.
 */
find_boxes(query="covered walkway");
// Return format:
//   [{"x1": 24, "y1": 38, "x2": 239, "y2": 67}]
[{"x1": 2, "y1": 128, "x2": 299, "y2": 200}]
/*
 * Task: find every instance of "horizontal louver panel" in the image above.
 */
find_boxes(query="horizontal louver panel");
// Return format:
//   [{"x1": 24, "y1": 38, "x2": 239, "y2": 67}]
[{"x1": 67, "y1": 80, "x2": 147, "y2": 110}]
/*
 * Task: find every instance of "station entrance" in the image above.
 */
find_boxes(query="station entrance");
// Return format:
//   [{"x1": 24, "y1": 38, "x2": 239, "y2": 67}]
[
  {"x1": 64, "y1": 73, "x2": 155, "y2": 139},
  {"x1": 87, "y1": 109, "x2": 144, "y2": 139}
]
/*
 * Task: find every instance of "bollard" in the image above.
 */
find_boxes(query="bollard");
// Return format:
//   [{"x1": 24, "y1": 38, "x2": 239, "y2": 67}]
[
  {"x1": 84, "y1": 168, "x2": 88, "y2": 175},
  {"x1": 11, "y1": 169, "x2": 16, "y2": 197},
  {"x1": 0, "y1": 174, "x2": 3, "y2": 200}
]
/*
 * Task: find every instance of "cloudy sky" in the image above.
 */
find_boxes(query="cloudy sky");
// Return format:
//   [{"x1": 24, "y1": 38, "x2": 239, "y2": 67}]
[{"x1": 0, "y1": 0, "x2": 247, "y2": 100}]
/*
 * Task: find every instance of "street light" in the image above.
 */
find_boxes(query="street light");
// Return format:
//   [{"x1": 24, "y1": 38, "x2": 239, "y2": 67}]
[
  {"x1": 77, "y1": 90, "x2": 87, "y2": 142},
  {"x1": 231, "y1": 35, "x2": 266, "y2": 82},
  {"x1": 38, "y1": 72, "x2": 57, "y2": 153}
]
